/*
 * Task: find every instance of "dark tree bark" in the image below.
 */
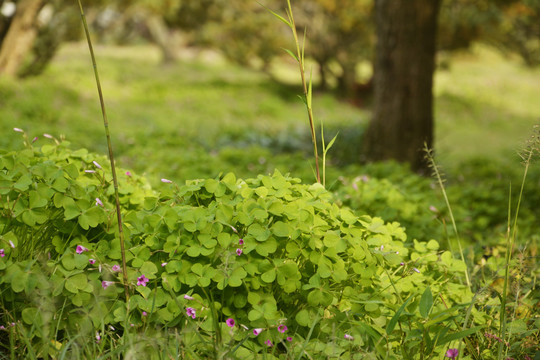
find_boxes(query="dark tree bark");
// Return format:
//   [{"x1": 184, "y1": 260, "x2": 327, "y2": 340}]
[{"x1": 363, "y1": 0, "x2": 441, "y2": 173}]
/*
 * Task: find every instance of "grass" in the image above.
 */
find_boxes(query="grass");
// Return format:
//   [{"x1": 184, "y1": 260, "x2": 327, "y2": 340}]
[{"x1": 2, "y1": 42, "x2": 539, "y2": 185}]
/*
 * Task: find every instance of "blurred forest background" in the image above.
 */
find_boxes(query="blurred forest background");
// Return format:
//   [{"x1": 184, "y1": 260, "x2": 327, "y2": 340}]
[{"x1": 0, "y1": 0, "x2": 539, "y2": 183}]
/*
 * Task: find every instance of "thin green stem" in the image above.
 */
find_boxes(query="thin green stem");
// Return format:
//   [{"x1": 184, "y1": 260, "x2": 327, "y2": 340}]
[
  {"x1": 76, "y1": 0, "x2": 130, "y2": 301},
  {"x1": 424, "y1": 144, "x2": 471, "y2": 289},
  {"x1": 286, "y1": 0, "x2": 320, "y2": 184},
  {"x1": 498, "y1": 149, "x2": 532, "y2": 359}
]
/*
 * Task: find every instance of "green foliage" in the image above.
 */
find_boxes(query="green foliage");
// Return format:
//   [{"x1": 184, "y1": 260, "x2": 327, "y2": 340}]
[{"x1": 0, "y1": 142, "x2": 484, "y2": 358}]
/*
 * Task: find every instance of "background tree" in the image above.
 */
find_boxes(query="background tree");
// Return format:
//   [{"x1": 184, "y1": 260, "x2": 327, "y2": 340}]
[
  {"x1": 363, "y1": 0, "x2": 441, "y2": 173},
  {"x1": 0, "y1": 0, "x2": 44, "y2": 76}
]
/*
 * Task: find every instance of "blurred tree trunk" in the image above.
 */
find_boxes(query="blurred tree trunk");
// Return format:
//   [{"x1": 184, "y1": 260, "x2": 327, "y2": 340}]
[
  {"x1": 0, "y1": 0, "x2": 43, "y2": 77},
  {"x1": 363, "y1": 0, "x2": 441, "y2": 173},
  {"x1": 146, "y1": 14, "x2": 177, "y2": 64}
]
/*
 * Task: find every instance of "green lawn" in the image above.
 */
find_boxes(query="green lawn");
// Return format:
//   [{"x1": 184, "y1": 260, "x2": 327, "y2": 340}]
[{"x1": 1, "y1": 42, "x2": 538, "y2": 184}]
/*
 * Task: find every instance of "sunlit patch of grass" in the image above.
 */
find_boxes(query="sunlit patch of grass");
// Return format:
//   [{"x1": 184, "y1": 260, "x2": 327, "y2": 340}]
[{"x1": 435, "y1": 44, "x2": 540, "y2": 171}]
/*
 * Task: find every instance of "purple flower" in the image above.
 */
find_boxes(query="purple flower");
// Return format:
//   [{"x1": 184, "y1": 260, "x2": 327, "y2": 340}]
[
  {"x1": 32, "y1": 137, "x2": 38, "y2": 143},
  {"x1": 184, "y1": 294, "x2": 194, "y2": 300},
  {"x1": 278, "y1": 324, "x2": 288, "y2": 333},
  {"x1": 253, "y1": 328, "x2": 263, "y2": 336},
  {"x1": 445, "y1": 348, "x2": 459, "y2": 359},
  {"x1": 13, "y1": 128, "x2": 24, "y2": 133},
  {"x1": 0, "y1": 325, "x2": 5, "y2": 330},
  {"x1": 400, "y1": 262, "x2": 405, "y2": 266},
  {"x1": 265, "y1": 339, "x2": 273, "y2": 347},
  {"x1": 236, "y1": 248, "x2": 243, "y2": 256},
  {"x1": 186, "y1": 307, "x2": 196, "y2": 319},
  {"x1": 161, "y1": 178, "x2": 172, "y2": 183},
  {"x1": 161, "y1": 262, "x2": 168, "y2": 267},
  {"x1": 344, "y1": 334, "x2": 354, "y2": 340},
  {"x1": 137, "y1": 274, "x2": 149, "y2": 286},
  {"x1": 96, "y1": 332, "x2": 101, "y2": 343},
  {"x1": 76, "y1": 245, "x2": 88, "y2": 254},
  {"x1": 286, "y1": 336, "x2": 293, "y2": 342},
  {"x1": 0, "y1": 249, "x2": 4, "y2": 257},
  {"x1": 226, "y1": 318, "x2": 235, "y2": 327},
  {"x1": 102, "y1": 281, "x2": 114, "y2": 289},
  {"x1": 92, "y1": 161, "x2": 102, "y2": 169},
  {"x1": 142, "y1": 311, "x2": 147, "y2": 317},
  {"x1": 126, "y1": 171, "x2": 132, "y2": 177},
  {"x1": 95, "y1": 198, "x2": 104, "y2": 207},
  {"x1": 89, "y1": 259, "x2": 96, "y2": 265},
  {"x1": 112, "y1": 265, "x2": 121, "y2": 272},
  {"x1": 238, "y1": 238, "x2": 244, "y2": 245}
]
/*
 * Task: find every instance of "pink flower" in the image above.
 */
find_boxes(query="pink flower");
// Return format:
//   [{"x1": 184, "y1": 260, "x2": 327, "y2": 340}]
[
  {"x1": 445, "y1": 348, "x2": 459, "y2": 359},
  {"x1": 112, "y1": 265, "x2": 120, "y2": 272},
  {"x1": 0, "y1": 325, "x2": 5, "y2": 330},
  {"x1": 226, "y1": 318, "x2": 235, "y2": 327},
  {"x1": 265, "y1": 339, "x2": 273, "y2": 347},
  {"x1": 32, "y1": 137, "x2": 38, "y2": 143},
  {"x1": 137, "y1": 274, "x2": 149, "y2": 286},
  {"x1": 0, "y1": 249, "x2": 4, "y2": 257},
  {"x1": 286, "y1": 336, "x2": 293, "y2": 342},
  {"x1": 253, "y1": 328, "x2": 263, "y2": 336},
  {"x1": 184, "y1": 294, "x2": 194, "y2": 300},
  {"x1": 278, "y1": 324, "x2": 288, "y2": 333},
  {"x1": 89, "y1": 259, "x2": 96, "y2": 265},
  {"x1": 76, "y1": 245, "x2": 88, "y2": 254},
  {"x1": 344, "y1": 334, "x2": 354, "y2": 340},
  {"x1": 400, "y1": 262, "x2": 405, "y2": 266},
  {"x1": 161, "y1": 262, "x2": 168, "y2": 267},
  {"x1": 96, "y1": 332, "x2": 101, "y2": 343},
  {"x1": 186, "y1": 307, "x2": 196, "y2": 319},
  {"x1": 95, "y1": 198, "x2": 103, "y2": 207},
  {"x1": 9, "y1": 240, "x2": 15, "y2": 248},
  {"x1": 126, "y1": 171, "x2": 132, "y2": 177},
  {"x1": 238, "y1": 238, "x2": 244, "y2": 245},
  {"x1": 142, "y1": 311, "x2": 147, "y2": 317},
  {"x1": 13, "y1": 128, "x2": 24, "y2": 133},
  {"x1": 102, "y1": 281, "x2": 114, "y2": 289},
  {"x1": 236, "y1": 248, "x2": 243, "y2": 256},
  {"x1": 92, "y1": 161, "x2": 102, "y2": 169},
  {"x1": 43, "y1": 133, "x2": 53, "y2": 139},
  {"x1": 161, "y1": 178, "x2": 172, "y2": 183}
]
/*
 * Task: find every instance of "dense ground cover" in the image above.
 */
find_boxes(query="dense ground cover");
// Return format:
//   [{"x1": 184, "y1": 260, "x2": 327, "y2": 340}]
[{"x1": 0, "y1": 43, "x2": 538, "y2": 358}]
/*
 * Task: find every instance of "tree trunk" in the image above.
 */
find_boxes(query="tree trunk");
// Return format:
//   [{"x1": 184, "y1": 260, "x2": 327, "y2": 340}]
[
  {"x1": 363, "y1": 0, "x2": 441, "y2": 173},
  {"x1": 146, "y1": 14, "x2": 177, "y2": 64},
  {"x1": 0, "y1": 0, "x2": 43, "y2": 77}
]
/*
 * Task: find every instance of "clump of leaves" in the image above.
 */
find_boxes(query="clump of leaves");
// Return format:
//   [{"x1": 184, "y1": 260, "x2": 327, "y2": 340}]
[{"x1": 0, "y1": 141, "x2": 485, "y2": 358}]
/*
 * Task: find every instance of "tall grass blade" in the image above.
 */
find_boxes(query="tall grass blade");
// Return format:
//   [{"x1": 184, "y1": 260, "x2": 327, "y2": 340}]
[
  {"x1": 498, "y1": 142, "x2": 535, "y2": 359},
  {"x1": 76, "y1": 0, "x2": 130, "y2": 300},
  {"x1": 424, "y1": 144, "x2": 471, "y2": 289}
]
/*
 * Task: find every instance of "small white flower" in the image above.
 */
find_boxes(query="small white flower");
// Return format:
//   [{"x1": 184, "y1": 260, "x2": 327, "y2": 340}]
[
  {"x1": 13, "y1": 128, "x2": 24, "y2": 133},
  {"x1": 93, "y1": 161, "x2": 102, "y2": 169}
]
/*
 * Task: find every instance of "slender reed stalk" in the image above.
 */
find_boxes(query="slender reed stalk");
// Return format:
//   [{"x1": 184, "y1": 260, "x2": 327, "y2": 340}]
[
  {"x1": 265, "y1": 1, "x2": 321, "y2": 184},
  {"x1": 424, "y1": 144, "x2": 471, "y2": 289},
  {"x1": 76, "y1": 0, "x2": 130, "y2": 300},
  {"x1": 498, "y1": 135, "x2": 536, "y2": 359}
]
